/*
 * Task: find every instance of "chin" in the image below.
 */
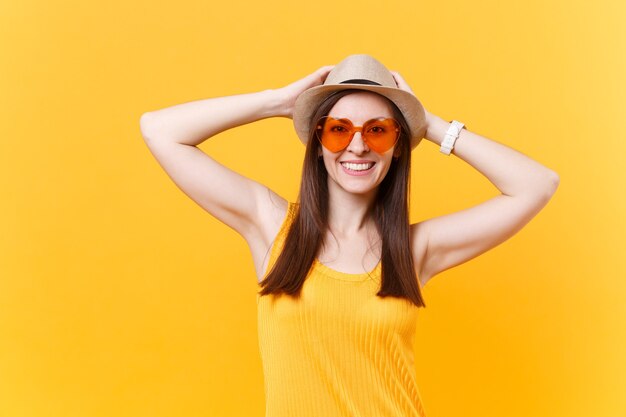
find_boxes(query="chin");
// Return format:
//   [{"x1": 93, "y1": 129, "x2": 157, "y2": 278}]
[{"x1": 338, "y1": 181, "x2": 380, "y2": 195}]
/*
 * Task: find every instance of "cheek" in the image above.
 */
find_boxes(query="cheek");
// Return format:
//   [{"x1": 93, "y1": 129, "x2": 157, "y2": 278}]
[
  {"x1": 321, "y1": 153, "x2": 339, "y2": 168},
  {"x1": 379, "y1": 159, "x2": 395, "y2": 177},
  {"x1": 321, "y1": 157, "x2": 335, "y2": 174}
]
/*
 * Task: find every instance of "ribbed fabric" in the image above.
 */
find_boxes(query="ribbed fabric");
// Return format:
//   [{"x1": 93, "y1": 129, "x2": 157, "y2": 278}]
[{"x1": 257, "y1": 201, "x2": 427, "y2": 417}]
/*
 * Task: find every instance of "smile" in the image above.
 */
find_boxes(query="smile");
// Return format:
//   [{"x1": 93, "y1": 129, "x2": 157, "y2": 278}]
[{"x1": 340, "y1": 162, "x2": 376, "y2": 175}]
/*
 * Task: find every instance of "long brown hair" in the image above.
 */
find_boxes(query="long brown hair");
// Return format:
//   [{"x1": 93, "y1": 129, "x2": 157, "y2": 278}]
[{"x1": 258, "y1": 89, "x2": 426, "y2": 308}]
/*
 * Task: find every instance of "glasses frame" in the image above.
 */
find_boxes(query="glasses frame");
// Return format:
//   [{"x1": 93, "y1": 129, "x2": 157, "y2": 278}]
[{"x1": 314, "y1": 116, "x2": 401, "y2": 155}]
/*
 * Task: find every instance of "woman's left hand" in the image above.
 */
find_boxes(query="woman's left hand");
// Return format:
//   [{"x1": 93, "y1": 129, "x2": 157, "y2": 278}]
[{"x1": 390, "y1": 70, "x2": 433, "y2": 138}]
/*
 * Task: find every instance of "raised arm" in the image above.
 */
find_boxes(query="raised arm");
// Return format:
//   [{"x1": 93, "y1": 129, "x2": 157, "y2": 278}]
[
  {"x1": 391, "y1": 71, "x2": 560, "y2": 287},
  {"x1": 139, "y1": 66, "x2": 334, "y2": 240}
]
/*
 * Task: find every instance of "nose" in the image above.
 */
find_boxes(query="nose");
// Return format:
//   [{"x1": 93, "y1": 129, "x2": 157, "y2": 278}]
[{"x1": 346, "y1": 131, "x2": 370, "y2": 154}]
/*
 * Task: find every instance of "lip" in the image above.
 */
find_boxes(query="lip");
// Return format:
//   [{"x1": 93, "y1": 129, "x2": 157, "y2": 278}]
[
  {"x1": 341, "y1": 160, "x2": 376, "y2": 164},
  {"x1": 340, "y1": 161, "x2": 376, "y2": 176}
]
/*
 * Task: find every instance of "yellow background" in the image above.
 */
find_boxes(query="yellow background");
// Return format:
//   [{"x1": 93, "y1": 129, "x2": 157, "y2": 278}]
[{"x1": 1, "y1": 0, "x2": 624, "y2": 416}]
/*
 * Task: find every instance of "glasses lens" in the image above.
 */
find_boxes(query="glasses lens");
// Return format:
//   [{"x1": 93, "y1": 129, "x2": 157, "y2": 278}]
[
  {"x1": 317, "y1": 117, "x2": 353, "y2": 152},
  {"x1": 362, "y1": 118, "x2": 400, "y2": 153}
]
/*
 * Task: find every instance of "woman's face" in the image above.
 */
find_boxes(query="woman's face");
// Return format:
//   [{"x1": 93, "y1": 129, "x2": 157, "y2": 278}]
[{"x1": 319, "y1": 91, "x2": 399, "y2": 196}]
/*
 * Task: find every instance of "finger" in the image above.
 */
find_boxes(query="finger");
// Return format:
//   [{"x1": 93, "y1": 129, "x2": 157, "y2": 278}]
[
  {"x1": 390, "y1": 70, "x2": 413, "y2": 92},
  {"x1": 390, "y1": 70, "x2": 406, "y2": 86},
  {"x1": 315, "y1": 65, "x2": 335, "y2": 83},
  {"x1": 318, "y1": 65, "x2": 335, "y2": 78},
  {"x1": 390, "y1": 71, "x2": 402, "y2": 87},
  {"x1": 299, "y1": 66, "x2": 332, "y2": 85},
  {"x1": 314, "y1": 65, "x2": 334, "y2": 76}
]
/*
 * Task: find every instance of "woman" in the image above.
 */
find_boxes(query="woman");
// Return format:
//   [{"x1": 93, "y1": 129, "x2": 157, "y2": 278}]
[{"x1": 139, "y1": 54, "x2": 559, "y2": 417}]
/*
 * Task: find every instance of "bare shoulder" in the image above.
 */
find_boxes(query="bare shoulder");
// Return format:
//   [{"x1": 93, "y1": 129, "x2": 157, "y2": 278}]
[
  {"x1": 245, "y1": 187, "x2": 289, "y2": 282},
  {"x1": 410, "y1": 221, "x2": 431, "y2": 289}
]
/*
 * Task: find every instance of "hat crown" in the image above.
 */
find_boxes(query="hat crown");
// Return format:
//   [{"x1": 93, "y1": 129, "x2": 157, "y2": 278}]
[{"x1": 324, "y1": 54, "x2": 397, "y2": 88}]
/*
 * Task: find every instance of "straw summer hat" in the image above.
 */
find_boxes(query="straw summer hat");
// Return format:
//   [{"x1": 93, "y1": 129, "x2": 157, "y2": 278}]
[{"x1": 292, "y1": 54, "x2": 427, "y2": 151}]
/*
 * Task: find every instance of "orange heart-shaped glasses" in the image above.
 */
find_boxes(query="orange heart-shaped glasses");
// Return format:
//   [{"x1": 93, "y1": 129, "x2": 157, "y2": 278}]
[{"x1": 315, "y1": 116, "x2": 401, "y2": 154}]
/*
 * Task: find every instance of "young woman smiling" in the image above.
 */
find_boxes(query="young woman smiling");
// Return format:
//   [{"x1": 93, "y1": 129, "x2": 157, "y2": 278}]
[{"x1": 139, "y1": 54, "x2": 559, "y2": 417}]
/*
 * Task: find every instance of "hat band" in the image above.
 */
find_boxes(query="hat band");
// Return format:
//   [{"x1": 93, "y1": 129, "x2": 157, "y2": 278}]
[{"x1": 339, "y1": 79, "x2": 382, "y2": 86}]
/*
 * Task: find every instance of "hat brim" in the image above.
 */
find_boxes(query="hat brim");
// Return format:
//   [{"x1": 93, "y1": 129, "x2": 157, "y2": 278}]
[{"x1": 292, "y1": 83, "x2": 427, "y2": 151}]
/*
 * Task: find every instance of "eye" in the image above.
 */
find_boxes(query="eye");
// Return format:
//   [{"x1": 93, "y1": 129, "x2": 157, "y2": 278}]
[
  {"x1": 330, "y1": 125, "x2": 348, "y2": 133},
  {"x1": 367, "y1": 125, "x2": 386, "y2": 134}
]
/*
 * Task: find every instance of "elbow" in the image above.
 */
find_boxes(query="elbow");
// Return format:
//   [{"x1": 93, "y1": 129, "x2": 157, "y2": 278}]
[
  {"x1": 515, "y1": 170, "x2": 560, "y2": 204},
  {"x1": 542, "y1": 170, "x2": 560, "y2": 200},
  {"x1": 548, "y1": 170, "x2": 560, "y2": 192},
  {"x1": 139, "y1": 112, "x2": 155, "y2": 143},
  {"x1": 140, "y1": 112, "x2": 169, "y2": 145}
]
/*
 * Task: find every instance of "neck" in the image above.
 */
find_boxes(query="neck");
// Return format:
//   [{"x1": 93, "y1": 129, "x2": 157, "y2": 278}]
[{"x1": 326, "y1": 189, "x2": 378, "y2": 237}]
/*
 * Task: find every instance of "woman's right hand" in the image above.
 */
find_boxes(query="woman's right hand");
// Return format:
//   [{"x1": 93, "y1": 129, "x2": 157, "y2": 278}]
[{"x1": 272, "y1": 65, "x2": 334, "y2": 119}]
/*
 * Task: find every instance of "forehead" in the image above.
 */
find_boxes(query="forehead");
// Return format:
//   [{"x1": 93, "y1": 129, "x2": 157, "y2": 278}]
[{"x1": 327, "y1": 91, "x2": 394, "y2": 122}]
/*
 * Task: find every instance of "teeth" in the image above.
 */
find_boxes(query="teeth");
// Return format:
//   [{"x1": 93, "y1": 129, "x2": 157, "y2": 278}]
[{"x1": 341, "y1": 162, "x2": 374, "y2": 171}]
